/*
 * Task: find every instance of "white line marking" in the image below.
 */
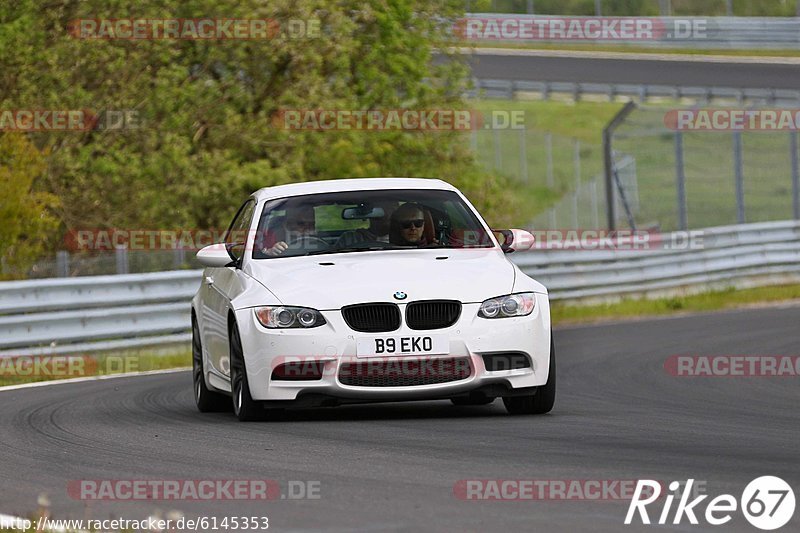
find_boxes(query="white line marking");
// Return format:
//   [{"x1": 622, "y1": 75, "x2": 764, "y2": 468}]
[
  {"x1": 456, "y1": 46, "x2": 800, "y2": 65},
  {"x1": 0, "y1": 367, "x2": 190, "y2": 393}
]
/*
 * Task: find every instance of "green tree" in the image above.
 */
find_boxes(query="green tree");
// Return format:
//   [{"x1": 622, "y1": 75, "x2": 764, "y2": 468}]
[
  {"x1": 0, "y1": 134, "x2": 60, "y2": 278},
  {"x1": 1, "y1": 0, "x2": 524, "y2": 249}
]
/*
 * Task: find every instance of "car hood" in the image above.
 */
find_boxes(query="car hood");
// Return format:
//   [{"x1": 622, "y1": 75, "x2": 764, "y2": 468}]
[{"x1": 244, "y1": 249, "x2": 516, "y2": 310}]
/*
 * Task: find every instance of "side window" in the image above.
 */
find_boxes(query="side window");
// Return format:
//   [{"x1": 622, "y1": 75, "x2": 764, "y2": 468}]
[
  {"x1": 444, "y1": 201, "x2": 493, "y2": 248},
  {"x1": 225, "y1": 199, "x2": 256, "y2": 262}
]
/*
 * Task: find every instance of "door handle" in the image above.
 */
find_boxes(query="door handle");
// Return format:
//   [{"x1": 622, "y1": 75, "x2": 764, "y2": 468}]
[{"x1": 204, "y1": 276, "x2": 214, "y2": 286}]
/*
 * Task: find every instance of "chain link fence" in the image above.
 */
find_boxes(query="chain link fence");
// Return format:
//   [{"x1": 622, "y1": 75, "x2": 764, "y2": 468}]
[
  {"x1": 610, "y1": 106, "x2": 800, "y2": 231},
  {"x1": 469, "y1": 127, "x2": 608, "y2": 228},
  {"x1": 468, "y1": 103, "x2": 800, "y2": 233}
]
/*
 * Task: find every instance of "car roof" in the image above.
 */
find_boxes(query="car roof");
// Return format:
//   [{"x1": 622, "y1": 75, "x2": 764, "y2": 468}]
[{"x1": 251, "y1": 177, "x2": 458, "y2": 202}]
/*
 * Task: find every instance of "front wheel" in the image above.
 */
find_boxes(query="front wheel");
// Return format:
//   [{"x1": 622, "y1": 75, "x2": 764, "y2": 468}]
[
  {"x1": 193, "y1": 317, "x2": 229, "y2": 413},
  {"x1": 229, "y1": 320, "x2": 265, "y2": 421},
  {"x1": 503, "y1": 333, "x2": 556, "y2": 415}
]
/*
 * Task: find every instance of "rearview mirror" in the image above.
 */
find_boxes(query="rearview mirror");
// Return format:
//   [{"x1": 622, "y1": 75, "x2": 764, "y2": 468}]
[
  {"x1": 342, "y1": 205, "x2": 385, "y2": 220},
  {"x1": 494, "y1": 229, "x2": 535, "y2": 253},
  {"x1": 197, "y1": 243, "x2": 235, "y2": 267}
]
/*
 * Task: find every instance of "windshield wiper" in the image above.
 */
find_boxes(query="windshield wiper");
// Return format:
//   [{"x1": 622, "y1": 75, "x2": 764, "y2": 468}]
[{"x1": 305, "y1": 246, "x2": 391, "y2": 256}]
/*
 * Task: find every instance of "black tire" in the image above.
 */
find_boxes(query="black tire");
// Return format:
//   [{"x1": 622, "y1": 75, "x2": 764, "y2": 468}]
[
  {"x1": 229, "y1": 320, "x2": 266, "y2": 421},
  {"x1": 192, "y1": 317, "x2": 229, "y2": 413},
  {"x1": 503, "y1": 333, "x2": 556, "y2": 415},
  {"x1": 450, "y1": 397, "x2": 495, "y2": 406}
]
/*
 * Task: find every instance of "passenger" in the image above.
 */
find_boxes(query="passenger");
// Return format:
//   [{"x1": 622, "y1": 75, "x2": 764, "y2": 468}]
[
  {"x1": 262, "y1": 205, "x2": 316, "y2": 256},
  {"x1": 389, "y1": 203, "x2": 435, "y2": 247}
]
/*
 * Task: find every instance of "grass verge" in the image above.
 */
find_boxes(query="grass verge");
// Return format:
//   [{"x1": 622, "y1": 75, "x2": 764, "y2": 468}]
[
  {"x1": 0, "y1": 350, "x2": 190, "y2": 388},
  {"x1": 552, "y1": 284, "x2": 800, "y2": 325},
  {"x1": 470, "y1": 99, "x2": 623, "y2": 143}
]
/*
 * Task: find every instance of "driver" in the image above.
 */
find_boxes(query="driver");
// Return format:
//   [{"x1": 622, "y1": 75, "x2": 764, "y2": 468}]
[
  {"x1": 263, "y1": 205, "x2": 317, "y2": 256},
  {"x1": 389, "y1": 203, "x2": 436, "y2": 247}
]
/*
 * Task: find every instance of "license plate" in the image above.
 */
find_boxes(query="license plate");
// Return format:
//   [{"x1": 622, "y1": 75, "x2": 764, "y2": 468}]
[{"x1": 356, "y1": 335, "x2": 448, "y2": 358}]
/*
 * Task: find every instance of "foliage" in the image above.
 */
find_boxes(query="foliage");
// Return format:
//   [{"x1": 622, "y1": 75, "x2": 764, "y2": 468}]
[
  {"x1": 0, "y1": 134, "x2": 60, "y2": 278},
  {"x1": 1, "y1": 0, "x2": 526, "y2": 273}
]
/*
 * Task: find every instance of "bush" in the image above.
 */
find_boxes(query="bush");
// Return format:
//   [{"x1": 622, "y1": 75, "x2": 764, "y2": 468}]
[{"x1": 0, "y1": 134, "x2": 60, "y2": 279}]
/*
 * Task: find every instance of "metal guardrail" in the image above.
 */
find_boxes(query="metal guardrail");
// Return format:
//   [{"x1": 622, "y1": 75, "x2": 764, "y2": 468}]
[
  {"x1": 470, "y1": 78, "x2": 800, "y2": 105},
  {"x1": 0, "y1": 271, "x2": 200, "y2": 357},
  {"x1": 464, "y1": 15, "x2": 800, "y2": 50},
  {"x1": 2, "y1": 221, "x2": 799, "y2": 356},
  {"x1": 517, "y1": 220, "x2": 800, "y2": 301}
]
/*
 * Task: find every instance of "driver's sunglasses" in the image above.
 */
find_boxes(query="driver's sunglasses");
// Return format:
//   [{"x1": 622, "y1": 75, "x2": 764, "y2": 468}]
[{"x1": 400, "y1": 219, "x2": 424, "y2": 229}]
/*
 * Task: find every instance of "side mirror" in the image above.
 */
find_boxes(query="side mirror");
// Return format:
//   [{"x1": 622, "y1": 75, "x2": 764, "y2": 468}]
[
  {"x1": 495, "y1": 229, "x2": 535, "y2": 254},
  {"x1": 197, "y1": 243, "x2": 235, "y2": 267}
]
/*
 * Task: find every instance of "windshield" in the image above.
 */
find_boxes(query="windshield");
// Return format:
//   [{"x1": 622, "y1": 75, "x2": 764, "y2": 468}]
[{"x1": 252, "y1": 189, "x2": 496, "y2": 259}]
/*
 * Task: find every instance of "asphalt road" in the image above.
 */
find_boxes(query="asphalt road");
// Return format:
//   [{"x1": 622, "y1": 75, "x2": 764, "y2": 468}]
[
  {"x1": 1, "y1": 306, "x2": 799, "y2": 532},
  {"x1": 462, "y1": 52, "x2": 800, "y2": 89}
]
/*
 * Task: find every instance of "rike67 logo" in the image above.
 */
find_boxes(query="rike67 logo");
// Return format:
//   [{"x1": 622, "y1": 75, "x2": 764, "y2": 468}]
[{"x1": 626, "y1": 477, "x2": 796, "y2": 530}]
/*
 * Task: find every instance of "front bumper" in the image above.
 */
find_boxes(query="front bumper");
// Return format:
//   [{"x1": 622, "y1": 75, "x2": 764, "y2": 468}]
[{"x1": 232, "y1": 293, "x2": 551, "y2": 402}]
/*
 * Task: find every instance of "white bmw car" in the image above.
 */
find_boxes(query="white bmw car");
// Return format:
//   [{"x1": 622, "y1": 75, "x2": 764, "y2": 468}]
[{"x1": 191, "y1": 178, "x2": 555, "y2": 421}]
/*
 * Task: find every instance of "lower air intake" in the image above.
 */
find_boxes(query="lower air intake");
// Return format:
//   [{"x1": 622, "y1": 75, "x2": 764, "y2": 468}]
[{"x1": 338, "y1": 357, "x2": 472, "y2": 387}]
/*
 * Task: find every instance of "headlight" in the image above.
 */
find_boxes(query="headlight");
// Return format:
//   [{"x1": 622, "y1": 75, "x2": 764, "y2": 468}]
[
  {"x1": 478, "y1": 293, "x2": 535, "y2": 319},
  {"x1": 254, "y1": 306, "x2": 326, "y2": 329}
]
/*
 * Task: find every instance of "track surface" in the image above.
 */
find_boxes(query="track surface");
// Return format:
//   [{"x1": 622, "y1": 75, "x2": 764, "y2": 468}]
[
  {"x1": 463, "y1": 52, "x2": 800, "y2": 89},
  {"x1": 1, "y1": 306, "x2": 799, "y2": 532}
]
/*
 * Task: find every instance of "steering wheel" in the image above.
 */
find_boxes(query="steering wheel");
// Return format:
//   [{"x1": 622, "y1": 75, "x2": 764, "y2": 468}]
[{"x1": 285, "y1": 235, "x2": 330, "y2": 250}]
